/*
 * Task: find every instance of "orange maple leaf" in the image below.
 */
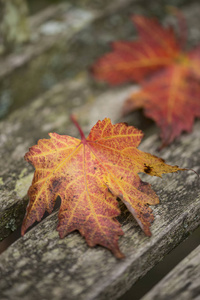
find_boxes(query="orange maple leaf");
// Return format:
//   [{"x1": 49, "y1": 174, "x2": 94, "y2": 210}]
[
  {"x1": 92, "y1": 15, "x2": 200, "y2": 147},
  {"x1": 22, "y1": 117, "x2": 183, "y2": 258}
]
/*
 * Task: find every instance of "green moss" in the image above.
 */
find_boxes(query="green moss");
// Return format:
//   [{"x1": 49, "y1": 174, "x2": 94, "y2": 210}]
[
  {"x1": 15, "y1": 172, "x2": 33, "y2": 198},
  {"x1": 0, "y1": 196, "x2": 28, "y2": 241},
  {"x1": 19, "y1": 168, "x2": 28, "y2": 179},
  {"x1": 5, "y1": 218, "x2": 17, "y2": 231},
  {"x1": 0, "y1": 177, "x2": 4, "y2": 185},
  {"x1": 1, "y1": 0, "x2": 30, "y2": 50}
]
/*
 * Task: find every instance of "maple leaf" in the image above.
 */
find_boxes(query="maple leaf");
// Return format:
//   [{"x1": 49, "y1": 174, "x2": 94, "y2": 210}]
[
  {"x1": 123, "y1": 66, "x2": 200, "y2": 146},
  {"x1": 92, "y1": 15, "x2": 180, "y2": 85},
  {"x1": 92, "y1": 15, "x2": 200, "y2": 147},
  {"x1": 22, "y1": 117, "x2": 183, "y2": 258}
]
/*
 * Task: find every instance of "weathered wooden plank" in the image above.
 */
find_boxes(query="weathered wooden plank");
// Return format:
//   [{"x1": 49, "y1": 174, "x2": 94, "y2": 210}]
[
  {"x1": 0, "y1": 108, "x2": 199, "y2": 299},
  {"x1": 0, "y1": 2, "x2": 200, "y2": 299},
  {"x1": 0, "y1": 0, "x2": 135, "y2": 118},
  {"x1": 1, "y1": 0, "x2": 200, "y2": 240},
  {"x1": 141, "y1": 245, "x2": 200, "y2": 300},
  {"x1": 1, "y1": 0, "x2": 198, "y2": 118}
]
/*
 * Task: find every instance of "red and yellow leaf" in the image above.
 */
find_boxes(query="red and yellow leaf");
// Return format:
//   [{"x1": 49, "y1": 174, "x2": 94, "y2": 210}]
[
  {"x1": 123, "y1": 65, "x2": 200, "y2": 147},
  {"x1": 22, "y1": 118, "x2": 183, "y2": 258},
  {"x1": 92, "y1": 14, "x2": 200, "y2": 146},
  {"x1": 92, "y1": 15, "x2": 180, "y2": 84}
]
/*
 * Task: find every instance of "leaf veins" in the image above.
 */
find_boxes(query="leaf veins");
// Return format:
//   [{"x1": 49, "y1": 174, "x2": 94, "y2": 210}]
[{"x1": 22, "y1": 117, "x2": 184, "y2": 257}]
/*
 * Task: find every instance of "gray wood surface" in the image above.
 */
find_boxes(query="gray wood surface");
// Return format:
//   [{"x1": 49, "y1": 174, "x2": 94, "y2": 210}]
[
  {"x1": 141, "y1": 245, "x2": 200, "y2": 300},
  {"x1": 0, "y1": 1, "x2": 200, "y2": 299},
  {"x1": 0, "y1": 0, "x2": 136, "y2": 121},
  {"x1": 0, "y1": 77, "x2": 199, "y2": 298}
]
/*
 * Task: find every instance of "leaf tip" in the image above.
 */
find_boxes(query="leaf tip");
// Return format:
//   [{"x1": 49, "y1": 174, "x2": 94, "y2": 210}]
[
  {"x1": 184, "y1": 168, "x2": 199, "y2": 178},
  {"x1": 114, "y1": 249, "x2": 125, "y2": 259},
  {"x1": 21, "y1": 225, "x2": 26, "y2": 237}
]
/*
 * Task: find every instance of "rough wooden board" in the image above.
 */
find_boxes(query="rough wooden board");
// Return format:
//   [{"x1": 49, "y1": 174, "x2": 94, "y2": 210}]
[
  {"x1": 141, "y1": 244, "x2": 200, "y2": 300},
  {"x1": 0, "y1": 1, "x2": 200, "y2": 298},
  {"x1": 0, "y1": 115, "x2": 199, "y2": 299},
  {"x1": 0, "y1": 0, "x2": 136, "y2": 118},
  {"x1": 1, "y1": 1, "x2": 200, "y2": 119},
  {"x1": 2, "y1": 0, "x2": 199, "y2": 80},
  {"x1": 0, "y1": 0, "x2": 138, "y2": 78},
  {"x1": 0, "y1": 3, "x2": 80, "y2": 78}
]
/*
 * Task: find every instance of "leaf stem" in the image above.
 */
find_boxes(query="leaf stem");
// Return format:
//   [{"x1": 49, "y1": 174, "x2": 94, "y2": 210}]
[
  {"x1": 185, "y1": 168, "x2": 200, "y2": 178},
  {"x1": 71, "y1": 114, "x2": 87, "y2": 144}
]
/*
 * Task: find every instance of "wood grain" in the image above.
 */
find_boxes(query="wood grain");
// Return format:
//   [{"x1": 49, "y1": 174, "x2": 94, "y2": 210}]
[{"x1": 141, "y1": 245, "x2": 200, "y2": 300}]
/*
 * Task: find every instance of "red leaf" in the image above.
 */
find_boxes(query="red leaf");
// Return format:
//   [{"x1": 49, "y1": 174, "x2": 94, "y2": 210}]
[
  {"x1": 92, "y1": 14, "x2": 200, "y2": 146},
  {"x1": 92, "y1": 16, "x2": 180, "y2": 84},
  {"x1": 123, "y1": 65, "x2": 200, "y2": 147}
]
